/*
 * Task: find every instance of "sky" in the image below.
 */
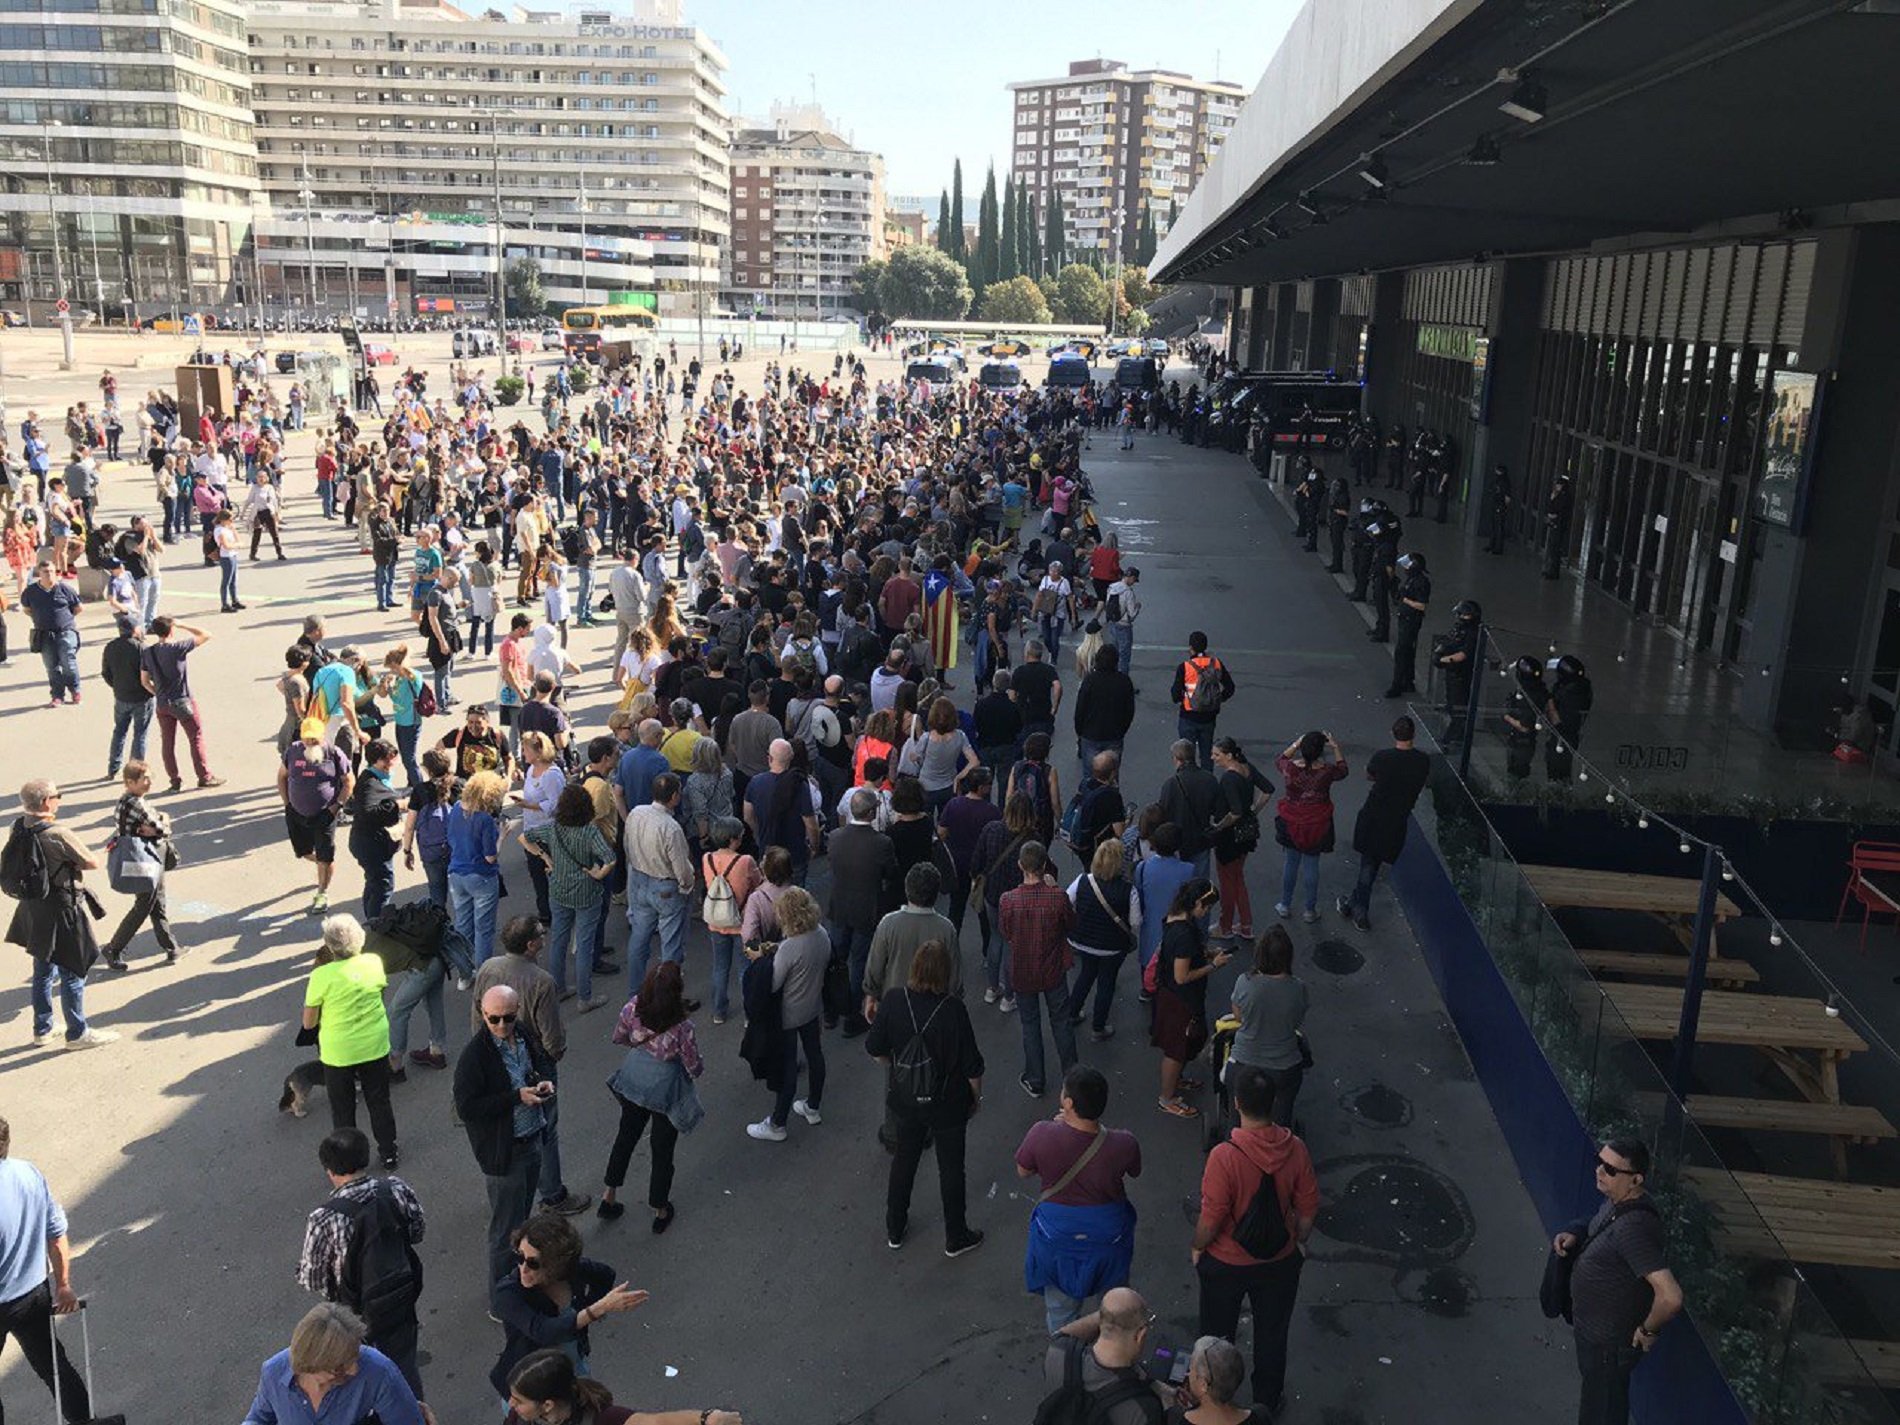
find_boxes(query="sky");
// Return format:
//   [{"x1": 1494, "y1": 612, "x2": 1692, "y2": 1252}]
[{"x1": 679, "y1": 0, "x2": 1307, "y2": 199}]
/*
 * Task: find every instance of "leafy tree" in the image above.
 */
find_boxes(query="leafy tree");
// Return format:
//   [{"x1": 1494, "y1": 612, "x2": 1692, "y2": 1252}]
[
  {"x1": 849, "y1": 258, "x2": 888, "y2": 317},
  {"x1": 504, "y1": 255, "x2": 545, "y2": 318},
  {"x1": 999, "y1": 176, "x2": 1018, "y2": 282},
  {"x1": 1136, "y1": 204, "x2": 1157, "y2": 266},
  {"x1": 1124, "y1": 308, "x2": 1153, "y2": 336},
  {"x1": 936, "y1": 190, "x2": 951, "y2": 251},
  {"x1": 1037, "y1": 274, "x2": 1059, "y2": 310},
  {"x1": 947, "y1": 160, "x2": 966, "y2": 263},
  {"x1": 972, "y1": 165, "x2": 999, "y2": 292},
  {"x1": 1050, "y1": 262, "x2": 1109, "y2": 326},
  {"x1": 879, "y1": 244, "x2": 973, "y2": 320},
  {"x1": 1121, "y1": 266, "x2": 1163, "y2": 312},
  {"x1": 977, "y1": 275, "x2": 1051, "y2": 325},
  {"x1": 1025, "y1": 191, "x2": 1043, "y2": 279}
]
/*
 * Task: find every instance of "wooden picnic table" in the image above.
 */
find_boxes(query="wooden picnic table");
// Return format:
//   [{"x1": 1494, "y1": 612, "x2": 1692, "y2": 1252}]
[
  {"x1": 1521, "y1": 864, "x2": 1743, "y2": 956},
  {"x1": 1600, "y1": 981, "x2": 1869, "y2": 1172},
  {"x1": 1680, "y1": 1168, "x2": 1900, "y2": 1270}
]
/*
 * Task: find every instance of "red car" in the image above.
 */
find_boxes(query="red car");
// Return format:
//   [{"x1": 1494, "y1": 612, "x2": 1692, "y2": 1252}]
[
  {"x1": 363, "y1": 343, "x2": 398, "y2": 366},
  {"x1": 506, "y1": 332, "x2": 536, "y2": 354}
]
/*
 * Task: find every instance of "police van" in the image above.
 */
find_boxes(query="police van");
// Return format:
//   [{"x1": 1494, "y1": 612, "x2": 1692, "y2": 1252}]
[
  {"x1": 904, "y1": 357, "x2": 958, "y2": 398},
  {"x1": 1045, "y1": 352, "x2": 1092, "y2": 390},
  {"x1": 978, "y1": 359, "x2": 1024, "y2": 392}
]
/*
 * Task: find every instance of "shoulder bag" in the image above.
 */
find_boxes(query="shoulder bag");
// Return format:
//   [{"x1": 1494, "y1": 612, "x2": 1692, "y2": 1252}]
[
  {"x1": 1038, "y1": 1125, "x2": 1109, "y2": 1203},
  {"x1": 1083, "y1": 873, "x2": 1134, "y2": 950},
  {"x1": 969, "y1": 832, "x2": 1026, "y2": 909}
]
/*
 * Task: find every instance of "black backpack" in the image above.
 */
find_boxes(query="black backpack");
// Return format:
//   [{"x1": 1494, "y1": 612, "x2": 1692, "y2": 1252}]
[
  {"x1": 889, "y1": 993, "x2": 946, "y2": 1106},
  {"x1": 0, "y1": 819, "x2": 51, "y2": 902},
  {"x1": 560, "y1": 524, "x2": 584, "y2": 563},
  {"x1": 1229, "y1": 1147, "x2": 1291, "y2": 1261},
  {"x1": 338, "y1": 1181, "x2": 422, "y2": 1332},
  {"x1": 1032, "y1": 1337, "x2": 1164, "y2": 1425}
]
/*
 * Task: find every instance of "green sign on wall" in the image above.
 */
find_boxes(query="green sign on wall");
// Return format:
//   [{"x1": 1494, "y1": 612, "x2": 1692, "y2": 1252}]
[{"x1": 1416, "y1": 323, "x2": 1481, "y2": 363}]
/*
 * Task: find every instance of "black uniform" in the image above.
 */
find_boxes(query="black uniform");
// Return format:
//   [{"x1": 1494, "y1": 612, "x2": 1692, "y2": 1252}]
[
  {"x1": 1384, "y1": 426, "x2": 1408, "y2": 490},
  {"x1": 1505, "y1": 669, "x2": 1548, "y2": 779},
  {"x1": 1543, "y1": 478, "x2": 1574, "y2": 580},
  {"x1": 1385, "y1": 561, "x2": 1431, "y2": 696},
  {"x1": 1405, "y1": 431, "x2": 1431, "y2": 517},
  {"x1": 1348, "y1": 501, "x2": 1384, "y2": 602},
  {"x1": 1366, "y1": 516, "x2": 1400, "y2": 642},
  {"x1": 1486, "y1": 465, "x2": 1513, "y2": 554},
  {"x1": 1435, "y1": 621, "x2": 1480, "y2": 746},
  {"x1": 1326, "y1": 476, "x2": 1352, "y2": 573},
  {"x1": 1545, "y1": 663, "x2": 1595, "y2": 782},
  {"x1": 1293, "y1": 460, "x2": 1320, "y2": 548},
  {"x1": 1433, "y1": 434, "x2": 1457, "y2": 523},
  {"x1": 1349, "y1": 425, "x2": 1376, "y2": 487}
]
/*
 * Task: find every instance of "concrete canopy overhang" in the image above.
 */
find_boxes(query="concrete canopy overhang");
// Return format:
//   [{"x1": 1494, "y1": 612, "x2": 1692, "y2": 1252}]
[{"x1": 1152, "y1": 0, "x2": 1900, "y2": 287}]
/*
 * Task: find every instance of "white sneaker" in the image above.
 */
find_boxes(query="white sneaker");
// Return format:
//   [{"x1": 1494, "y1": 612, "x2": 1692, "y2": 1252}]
[
  {"x1": 998, "y1": 995, "x2": 1017, "y2": 1014},
  {"x1": 983, "y1": 986, "x2": 998, "y2": 1004},
  {"x1": 746, "y1": 1118, "x2": 787, "y2": 1143},
  {"x1": 793, "y1": 1098, "x2": 822, "y2": 1126},
  {"x1": 64, "y1": 1028, "x2": 119, "y2": 1050}
]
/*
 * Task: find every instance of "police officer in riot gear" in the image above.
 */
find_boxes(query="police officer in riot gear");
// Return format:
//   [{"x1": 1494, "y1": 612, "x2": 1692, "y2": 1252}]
[
  {"x1": 1435, "y1": 599, "x2": 1482, "y2": 746},
  {"x1": 1543, "y1": 473, "x2": 1574, "y2": 579},
  {"x1": 1326, "y1": 474, "x2": 1353, "y2": 573},
  {"x1": 1349, "y1": 419, "x2": 1376, "y2": 487},
  {"x1": 1384, "y1": 551, "x2": 1432, "y2": 698},
  {"x1": 1545, "y1": 654, "x2": 1595, "y2": 782},
  {"x1": 1348, "y1": 498, "x2": 1381, "y2": 602},
  {"x1": 1486, "y1": 463, "x2": 1513, "y2": 554},
  {"x1": 1385, "y1": 423, "x2": 1408, "y2": 490},
  {"x1": 1366, "y1": 508, "x2": 1402, "y2": 642},
  {"x1": 1293, "y1": 456, "x2": 1320, "y2": 550},
  {"x1": 1433, "y1": 431, "x2": 1458, "y2": 523},
  {"x1": 1406, "y1": 428, "x2": 1432, "y2": 517},
  {"x1": 1505, "y1": 655, "x2": 1549, "y2": 779}
]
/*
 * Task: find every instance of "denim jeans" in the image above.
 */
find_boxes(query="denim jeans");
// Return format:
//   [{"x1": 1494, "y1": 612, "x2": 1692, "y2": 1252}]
[
  {"x1": 1346, "y1": 853, "x2": 1386, "y2": 916},
  {"x1": 469, "y1": 612, "x2": 495, "y2": 657},
  {"x1": 576, "y1": 563, "x2": 596, "y2": 618},
  {"x1": 449, "y1": 871, "x2": 501, "y2": 963},
  {"x1": 29, "y1": 958, "x2": 87, "y2": 1040},
  {"x1": 432, "y1": 658, "x2": 452, "y2": 709},
  {"x1": 317, "y1": 479, "x2": 334, "y2": 517},
  {"x1": 828, "y1": 919, "x2": 875, "y2": 1010},
  {"x1": 980, "y1": 907, "x2": 1013, "y2": 996},
  {"x1": 374, "y1": 562, "x2": 397, "y2": 609},
  {"x1": 708, "y1": 930, "x2": 741, "y2": 1019},
  {"x1": 133, "y1": 574, "x2": 160, "y2": 628},
  {"x1": 1044, "y1": 1285, "x2": 1085, "y2": 1336},
  {"x1": 1019, "y1": 980, "x2": 1078, "y2": 1092},
  {"x1": 1066, "y1": 952, "x2": 1127, "y2": 1033},
  {"x1": 38, "y1": 627, "x2": 79, "y2": 700},
  {"x1": 387, "y1": 957, "x2": 447, "y2": 1054},
  {"x1": 485, "y1": 1143, "x2": 541, "y2": 1304},
  {"x1": 358, "y1": 853, "x2": 395, "y2": 923},
  {"x1": 625, "y1": 868, "x2": 687, "y2": 994},
  {"x1": 218, "y1": 553, "x2": 239, "y2": 608},
  {"x1": 394, "y1": 722, "x2": 421, "y2": 787},
  {"x1": 1176, "y1": 715, "x2": 1215, "y2": 769},
  {"x1": 1076, "y1": 736, "x2": 1122, "y2": 785},
  {"x1": 772, "y1": 1018, "x2": 826, "y2": 1126},
  {"x1": 547, "y1": 899, "x2": 600, "y2": 1000},
  {"x1": 1109, "y1": 622, "x2": 1133, "y2": 675},
  {"x1": 1040, "y1": 614, "x2": 1067, "y2": 662},
  {"x1": 421, "y1": 854, "x2": 450, "y2": 909},
  {"x1": 536, "y1": 1089, "x2": 572, "y2": 1206},
  {"x1": 1279, "y1": 849, "x2": 1321, "y2": 914},
  {"x1": 110, "y1": 698, "x2": 154, "y2": 773}
]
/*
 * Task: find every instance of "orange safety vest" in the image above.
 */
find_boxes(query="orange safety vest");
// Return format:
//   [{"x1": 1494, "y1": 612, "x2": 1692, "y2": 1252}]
[{"x1": 1181, "y1": 654, "x2": 1222, "y2": 712}]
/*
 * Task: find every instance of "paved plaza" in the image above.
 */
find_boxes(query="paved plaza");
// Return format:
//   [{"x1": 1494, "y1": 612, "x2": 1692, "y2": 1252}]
[{"x1": 0, "y1": 330, "x2": 1561, "y2": 1423}]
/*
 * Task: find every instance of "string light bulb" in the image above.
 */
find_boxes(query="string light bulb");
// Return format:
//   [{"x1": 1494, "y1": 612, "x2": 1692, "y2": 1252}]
[
  {"x1": 1679, "y1": 838, "x2": 1693, "y2": 854},
  {"x1": 1637, "y1": 815, "x2": 1650, "y2": 829},
  {"x1": 1825, "y1": 994, "x2": 1842, "y2": 1019},
  {"x1": 1604, "y1": 792, "x2": 1616, "y2": 805},
  {"x1": 1769, "y1": 928, "x2": 1783, "y2": 946},
  {"x1": 1577, "y1": 769, "x2": 1589, "y2": 783},
  {"x1": 1721, "y1": 864, "x2": 1734, "y2": 881}
]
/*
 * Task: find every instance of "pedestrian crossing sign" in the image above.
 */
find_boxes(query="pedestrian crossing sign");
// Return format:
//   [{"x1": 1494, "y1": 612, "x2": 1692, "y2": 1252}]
[{"x1": 182, "y1": 315, "x2": 203, "y2": 336}]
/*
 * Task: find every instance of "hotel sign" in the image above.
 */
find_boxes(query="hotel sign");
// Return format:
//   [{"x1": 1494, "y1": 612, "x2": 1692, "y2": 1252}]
[{"x1": 578, "y1": 23, "x2": 694, "y2": 38}]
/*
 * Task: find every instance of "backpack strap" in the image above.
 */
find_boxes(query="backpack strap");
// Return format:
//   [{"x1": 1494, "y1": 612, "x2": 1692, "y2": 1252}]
[
  {"x1": 1084, "y1": 875, "x2": 1133, "y2": 942},
  {"x1": 1088, "y1": 1375, "x2": 1165, "y2": 1425},
  {"x1": 1039, "y1": 1127, "x2": 1108, "y2": 1203}
]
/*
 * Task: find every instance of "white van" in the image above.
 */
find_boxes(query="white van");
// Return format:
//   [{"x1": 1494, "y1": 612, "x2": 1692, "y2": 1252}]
[{"x1": 905, "y1": 358, "x2": 958, "y2": 397}]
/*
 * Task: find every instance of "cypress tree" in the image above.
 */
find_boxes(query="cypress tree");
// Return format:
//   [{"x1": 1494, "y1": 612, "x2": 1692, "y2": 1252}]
[
  {"x1": 936, "y1": 189, "x2": 951, "y2": 251},
  {"x1": 973, "y1": 164, "x2": 999, "y2": 291},
  {"x1": 999, "y1": 174, "x2": 1018, "y2": 282},
  {"x1": 1136, "y1": 203, "x2": 1157, "y2": 265},
  {"x1": 1024, "y1": 189, "x2": 1041, "y2": 278},
  {"x1": 948, "y1": 159, "x2": 965, "y2": 263}
]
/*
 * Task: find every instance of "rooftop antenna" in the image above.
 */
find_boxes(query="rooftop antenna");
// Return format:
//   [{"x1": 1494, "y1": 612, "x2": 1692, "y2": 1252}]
[{"x1": 1215, "y1": 48, "x2": 1222, "y2": 81}]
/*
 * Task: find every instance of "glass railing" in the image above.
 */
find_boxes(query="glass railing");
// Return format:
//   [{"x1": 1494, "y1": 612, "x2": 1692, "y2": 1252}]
[{"x1": 1413, "y1": 712, "x2": 1900, "y2": 1421}]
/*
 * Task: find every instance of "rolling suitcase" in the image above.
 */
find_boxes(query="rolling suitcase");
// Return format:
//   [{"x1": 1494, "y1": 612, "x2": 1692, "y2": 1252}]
[{"x1": 49, "y1": 1297, "x2": 125, "y2": 1425}]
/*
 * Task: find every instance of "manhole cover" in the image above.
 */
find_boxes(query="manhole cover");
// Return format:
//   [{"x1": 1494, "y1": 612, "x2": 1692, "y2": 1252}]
[
  {"x1": 1312, "y1": 938, "x2": 1365, "y2": 975},
  {"x1": 1313, "y1": 1154, "x2": 1475, "y2": 1265},
  {"x1": 1340, "y1": 1082, "x2": 1413, "y2": 1128}
]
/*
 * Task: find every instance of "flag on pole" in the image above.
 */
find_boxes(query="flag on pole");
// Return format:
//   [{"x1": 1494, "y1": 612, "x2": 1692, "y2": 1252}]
[{"x1": 923, "y1": 567, "x2": 959, "y2": 672}]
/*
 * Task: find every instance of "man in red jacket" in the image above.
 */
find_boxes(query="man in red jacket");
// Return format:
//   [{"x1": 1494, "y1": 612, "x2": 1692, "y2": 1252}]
[{"x1": 1191, "y1": 1064, "x2": 1320, "y2": 1415}]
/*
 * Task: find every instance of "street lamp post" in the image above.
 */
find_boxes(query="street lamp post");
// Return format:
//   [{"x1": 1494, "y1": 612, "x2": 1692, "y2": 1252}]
[
  {"x1": 476, "y1": 105, "x2": 510, "y2": 378},
  {"x1": 578, "y1": 170, "x2": 589, "y2": 307},
  {"x1": 1109, "y1": 203, "x2": 1125, "y2": 340},
  {"x1": 40, "y1": 118, "x2": 73, "y2": 369},
  {"x1": 298, "y1": 151, "x2": 317, "y2": 315}
]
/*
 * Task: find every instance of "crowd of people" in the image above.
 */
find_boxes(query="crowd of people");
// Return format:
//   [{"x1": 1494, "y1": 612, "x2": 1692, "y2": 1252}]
[{"x1": 0, "y1": 336, "x2": 1463, "y2": 1424}]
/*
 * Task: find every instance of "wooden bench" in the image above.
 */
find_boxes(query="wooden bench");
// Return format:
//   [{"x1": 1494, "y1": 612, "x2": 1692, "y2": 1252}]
[
  {"x1": 1680, "y1": 1168, "x2": 1900, "y2": 1269},
  {"x1": 1808, "y1": 1337, "x2": 1900, "y2": 1389},
  {"x1": 1579, "y1": 950, "x2": 1760, "y2": 987},
  {"x1": 1522, "y1": 864, "x2": 1742, "y2": 957},
  {"x1": 1676, "y1": 1095, "x2": 1896, "y2": 1143}
]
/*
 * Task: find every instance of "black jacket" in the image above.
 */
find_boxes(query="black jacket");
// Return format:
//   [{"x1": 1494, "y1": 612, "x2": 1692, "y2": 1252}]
[
  {"x1": 1072, "y1": 669, "x2": 1136, "y2": 742},
  {"x1": 100, "y1": 635, "x2": 151, "y2": 703},
  {"x1": 453, "y1": 1025, "x2": 556, "y2": 1177},
  {"x1": 348, "y1": 771, "x2": 403, "y2": 862},
  {"x1": 825, "y1": 822, "x2": 900, "y2": 933}
]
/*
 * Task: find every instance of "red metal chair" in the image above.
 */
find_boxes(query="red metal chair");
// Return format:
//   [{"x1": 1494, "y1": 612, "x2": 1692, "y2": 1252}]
[{"x1": 1835, "y1": 840, "x2": 1900, "y2": 952}]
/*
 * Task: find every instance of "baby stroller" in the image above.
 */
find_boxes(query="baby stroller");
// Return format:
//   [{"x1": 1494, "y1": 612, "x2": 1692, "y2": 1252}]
[{"x1": 1202, "y1": 1014, "x2": 1242, "y2": 1153}]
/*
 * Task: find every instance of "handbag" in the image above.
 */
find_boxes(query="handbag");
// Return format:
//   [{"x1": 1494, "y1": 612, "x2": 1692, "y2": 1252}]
[
  {"x1": 28, "y1": 628, "x2": 45, "y2": 655},
  {"x1": 1083, "y1": 874, "x2": 1134, "y2": 948},
  {"x1": 968, "y1": 832, "x2": 1026, "y2": 909},
  {"x1": 105, "y1": 834, "x2": 164, "y2": 895}
]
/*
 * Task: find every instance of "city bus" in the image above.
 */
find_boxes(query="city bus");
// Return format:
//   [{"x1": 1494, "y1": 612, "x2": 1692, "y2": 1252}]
[{"x1": 562, "y1": 303, "x2": 656, "y2": 361}]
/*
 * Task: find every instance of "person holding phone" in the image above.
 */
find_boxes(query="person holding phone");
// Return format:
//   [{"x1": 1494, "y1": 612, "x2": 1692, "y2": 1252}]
[{"x1": 1152, "y1": 879, "x2": 1230, "y2": 1120}]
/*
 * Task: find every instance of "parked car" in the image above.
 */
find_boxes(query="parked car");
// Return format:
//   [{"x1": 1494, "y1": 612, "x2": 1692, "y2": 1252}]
[
  {"x1": 0, "y1": 310, "x2": 25, "y2": 328},
  {"x1": 539, "y1": 327, "x2": 564, "y2": 351},
  {"x1": 506, "y1": 332, "x2": 536, "y2": 354},
  {"x1": 362, "y1": 343, "x2": 398, "y2": 366}
]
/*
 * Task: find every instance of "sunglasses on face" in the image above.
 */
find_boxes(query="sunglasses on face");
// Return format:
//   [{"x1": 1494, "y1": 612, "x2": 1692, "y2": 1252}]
[
  {"x1": 1596, "y1": 1156, "x2": 1639, "y2": 1178},
  {"x1": 515, "y1": 1250, "x2": 542, "y2": 1268},
  {"x1": 484, "y1": 1011, "x2": 517, "y2": 1025}
]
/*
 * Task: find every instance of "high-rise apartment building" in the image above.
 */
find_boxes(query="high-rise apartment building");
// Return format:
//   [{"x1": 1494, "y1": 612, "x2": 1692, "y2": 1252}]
[
  {"x1": 724, "y1": 104, "x2": 883, "y2": 322},
  {"x1": 1008, "y1": 59, "x2": 1246, "y2": 261},
  {"x1": 244, "y1": 0, "x2": 730, "y2": 318},
  {"x1": 0, "y1": 0, "x2": 258, "y2": 321}
]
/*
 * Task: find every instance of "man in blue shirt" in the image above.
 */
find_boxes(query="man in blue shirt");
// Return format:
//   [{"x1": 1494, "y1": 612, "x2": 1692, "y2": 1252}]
[
  {"x1": 19, "y1": 559, "x2": 82, "y2": 706},
  {"x1": 242, "y1": 1302, "x2": 424, "y2": 1425},
  {"x1": 613, "y1": 719, "x2": 671, "y2": 820},
  {"x1": 0, "y1": 1117, "x2": 106, "y2": 1422}
]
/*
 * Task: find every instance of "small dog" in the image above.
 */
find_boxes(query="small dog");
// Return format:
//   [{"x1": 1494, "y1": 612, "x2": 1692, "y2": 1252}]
[{"x1": 279, "y1": 1060, "x2": 327, "y2": 1118}]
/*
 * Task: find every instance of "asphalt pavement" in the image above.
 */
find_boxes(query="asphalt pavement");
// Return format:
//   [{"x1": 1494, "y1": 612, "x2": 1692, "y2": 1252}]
[{"x1": 0, "y1": 343, "x2": 1570, "y2": 1423}]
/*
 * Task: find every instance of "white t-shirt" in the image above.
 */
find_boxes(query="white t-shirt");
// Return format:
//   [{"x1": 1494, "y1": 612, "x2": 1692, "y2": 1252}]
[
  {"x1": 1038, "y1": 575, "x2": 1072, "y2": 611},
  {"x1": 619, "y1": 648, "x2": 669, "y2": 688}
]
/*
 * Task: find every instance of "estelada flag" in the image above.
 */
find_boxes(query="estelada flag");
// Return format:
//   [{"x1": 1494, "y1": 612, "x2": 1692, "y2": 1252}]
[{"x1": 923, "y1": 567, "x2": 959, "y2": 672}]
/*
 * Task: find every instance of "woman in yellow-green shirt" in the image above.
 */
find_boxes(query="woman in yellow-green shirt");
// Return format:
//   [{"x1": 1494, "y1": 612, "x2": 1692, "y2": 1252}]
[{"x1": 301, "y1": 914, "x2": 401, "y2": 1169}]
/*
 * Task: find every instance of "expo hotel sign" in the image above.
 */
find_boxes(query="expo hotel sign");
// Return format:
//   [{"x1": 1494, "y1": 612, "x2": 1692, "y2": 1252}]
[{"x1": 578, "y1": 23, "x2": 694, "y2": 38}]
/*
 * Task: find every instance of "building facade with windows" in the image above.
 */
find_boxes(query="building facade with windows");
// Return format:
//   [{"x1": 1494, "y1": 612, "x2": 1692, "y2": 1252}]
[
  {"x1": 243, "y1": 0, "x2": 727, "y2": 318},
  {"x1": 723, "y1": 103, "x2": 883, "y2": 322},
  {"x1": 0, "y1": 0, "x2": 257, "y2": 323},
  {"x1": 1007, "y1": 59, "x2": 1245, "y2": 263}
]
